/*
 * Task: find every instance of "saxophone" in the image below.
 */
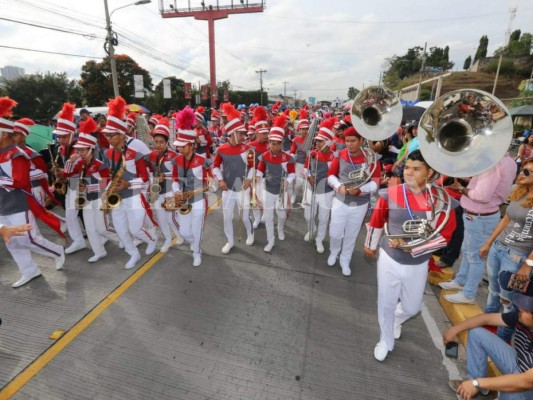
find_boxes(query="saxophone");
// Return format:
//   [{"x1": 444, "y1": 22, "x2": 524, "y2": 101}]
[
  {"x1": 49, "y1": 144, "x2": 67, "y2": 195},
  {"x1": 162, "y1": 184, "x2": 211, "y2": 215},
  {"x1": 74, "y1": 161, "x2": 88, "y2": 209},
  {"x1": 100, "y1": 155, "x2": 126, "y2": 212},
  {"x1": 149, "y1": 153, "x2": 165, "y2": 204}
]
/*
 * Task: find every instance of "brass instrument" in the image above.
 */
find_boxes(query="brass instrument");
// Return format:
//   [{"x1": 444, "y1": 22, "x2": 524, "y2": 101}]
[
  {"x1": 162, "y1": 184, "x2": 210, "y2": 215},
  {"x1": 384, "y1": 89, "x2": 512, "y2": 249},
  {"x1": 339, "y1": 147, "x2": 379, "y2": 189},
  {"x1": 101, "y1": 155, "x2": 127, "y2": 212},
  {"x1": 149, "y1": 153, "x2": 165, "y2": 204},
  {"x1": 74, "y1": 161, "x2": 88, "y2": 209},
  {"x1": 49, "y1": 145, "x2": 67, "y2": 195},
  {"x1": 278, "y1": 170, "x2": 288, "y2": 210},
  {"x1": 303, "y1": 150, "x2": 319, "y2": 242}
]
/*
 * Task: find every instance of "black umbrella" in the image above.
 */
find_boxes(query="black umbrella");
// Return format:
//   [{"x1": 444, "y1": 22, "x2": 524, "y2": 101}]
[{"x1": 402, "y1": 106, "x2": 426, "y2": 122}]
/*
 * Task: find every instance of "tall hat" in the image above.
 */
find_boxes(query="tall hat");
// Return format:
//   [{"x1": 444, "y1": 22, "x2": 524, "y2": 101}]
[
  {"x1": 269, "y1": 114, "x2": 287, "y2": 142},
  {"x1": 195, "y1": 106, "x2": 205, "y2": 123},
  {"x1": 0, "y1": 97, "x2": 17, "y2": 134},
  {"x1": 152, "y1": 117, "x2": 170, "y2": 139},
  {"x1": 78, "y1": 117, "x2": 97, "y2": 135},
  {"x1": 53, "y1": 103, "x2": 76, "y2": 135},
  {"x1": 149, "y1": 114, "x2": 162, "y2": 126},
  {"x1": 271, "y1": 101, "x2": 281, "y2": 116},
  {"x1": 222, "y1": 103, "x2": 245, "y2": 136},
  {"x1": 253, "y1": 106, "x2": 269, "y2": 134},
  {"x1": 247, "y1": 117, "x2": 257, "y2": 137},
  {"x1": 73, "y1": 133, "x2": 97, "y2": 149},
  {"x1": 315, "y1": 117, "x2": 338, "y2": 144},
  {"x1": 342, "y1": 126, "x2": 360, "y2": 138},
  {"x1": 210, "y1": 110, "x2": 220, "y2": 121},
  {"x1": 126, "y1": 112, "x2": 138, "y2": 129},
  {"x1": 13, "y1": 118, "x2": 35, "y2": 136},
  {"x1": 297, "y1": 109, "x2": 309, "y2": 130},
  {"x1": 102, "y1": 96, "x2": 128, "y2": 134},
  {"x1": 173, "y1": 107, "x2": 197, "y2": 146},
  {"x1": 248, "y1": 105, "x2": 255, "y2": 116}
]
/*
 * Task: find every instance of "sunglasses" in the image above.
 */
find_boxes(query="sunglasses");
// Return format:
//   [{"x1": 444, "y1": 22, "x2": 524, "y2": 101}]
[{"x1": 521, "y1": 168, "x2": 533, "y2": 176}]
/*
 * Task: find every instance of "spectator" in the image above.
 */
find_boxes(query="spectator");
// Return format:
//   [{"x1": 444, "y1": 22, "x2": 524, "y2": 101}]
[{"x1": 517, "y1": 132, "x2": 533, "y2": 165}]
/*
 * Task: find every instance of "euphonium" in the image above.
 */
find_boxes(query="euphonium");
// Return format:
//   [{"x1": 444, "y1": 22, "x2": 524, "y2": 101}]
[
  {"x1": 74, "y1": 162, "x2": 88, "y2": 209},
  {"x1": 101, "y1": 155, "x2": 127, "y2": 212}
]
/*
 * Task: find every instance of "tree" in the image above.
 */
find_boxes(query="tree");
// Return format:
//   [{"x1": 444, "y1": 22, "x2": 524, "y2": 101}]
[
  {"x1": 495, "y1": 32, "x2": 532, "y2": 57},
  {"x1": 474, "y1": 35, "x2": 489, "y2": 61},
  {"x1": 143, "y1": 76, "x2": 186, "y2": 114},
  {"x1": 463, "y1": 55, "x2": 472, "y2": 70},
  {"x1": 6, "y1": 72, "x2": 84, "y2": 121},
  {"x1": 509, "y1": 29, "x2": 521, "y2": 43},
  {"x1": 80, "y1": 54, "x2": 152, "y2": 105},
  {"x1": 347, "y1": 87, "x2": 360, "y2": 99}
]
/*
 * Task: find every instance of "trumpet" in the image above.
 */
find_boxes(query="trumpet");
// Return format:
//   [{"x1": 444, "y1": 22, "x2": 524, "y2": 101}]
[{"x1": 74, "y1": 161, "x2": 88, "y2": 209}]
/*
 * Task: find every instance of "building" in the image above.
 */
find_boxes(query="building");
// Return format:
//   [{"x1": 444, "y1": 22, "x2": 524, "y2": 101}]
[{"x1": 0, "y1": 65, "x2": 25, "y2": 81}]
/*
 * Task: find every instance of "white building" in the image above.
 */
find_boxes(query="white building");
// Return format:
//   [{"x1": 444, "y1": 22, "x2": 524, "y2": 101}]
[{"x1": 0, "y1": 65, "x2": 25, "y2": 81}]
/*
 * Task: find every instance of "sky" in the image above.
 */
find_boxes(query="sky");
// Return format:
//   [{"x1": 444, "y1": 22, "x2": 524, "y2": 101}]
[{"x1": 0, "y1": 0, "x2": 531, "y2": 104}]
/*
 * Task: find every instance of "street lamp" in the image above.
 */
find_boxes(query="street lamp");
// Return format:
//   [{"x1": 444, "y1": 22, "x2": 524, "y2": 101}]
[{"x1": 103, "y1": 0, "x2": 151, "y2": 97}]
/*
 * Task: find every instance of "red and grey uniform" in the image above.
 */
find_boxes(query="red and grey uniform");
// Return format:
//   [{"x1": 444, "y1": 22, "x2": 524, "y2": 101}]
[
  {"x1": 146, "y1": 149, "x2": 180, "y2": 244},
  {"x1": 330, "y1": 137, "x2": 346, "y2": 154},
  {"x1": 171, "y1": 152, "x2": 210, "y2": 258},
  {"x1": 248, "y1": 140, "x2": 269, "y2": 225},
  {"x1": 64, "y1": 157, "x2": 117, "y2": 257},
  {"x1": 365, "y1": 184, "x2": 456, "y2": 353},
  {"x1": 195, "y1": 126, "x2": 213, "y2": 159},
  {"x1": 104, "y1": 146, "x2": 156, "y2": 259},
  {"x1": 302, "y1": 148, "x2": 335, "y2": 245},
  {"x1": 20, "y1": 144, "x2": 50, "y2": 206},
  {"x1": 327, "y1": 148, "x2": 381, "y2": 271},
  {"x1": 0, "y1": 144, "x2": 64, "y2": 279},
  {"x1": 290, "y1": 135, "x2": 308, "y2": 203},
  {"x1": 212, "y1": 143, "x2": 255, "y2": 246},
  {"x1": 256, "y1": 150, "x2": 295, "y2": 244}
]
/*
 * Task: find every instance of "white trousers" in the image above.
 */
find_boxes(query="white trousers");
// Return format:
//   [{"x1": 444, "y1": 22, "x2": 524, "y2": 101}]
[
  {"x1": 222, "y1": 189, "x2": 252, "y2": 245},
  {"x1": 252, "y1": 180, "x2": 265, "y2": 224},
  {"x1": 110, "y1": 194, "x2": 155, "y2": 257},
  {"x1": 329, "y1": 197, "x2": 368, "y2": 266},
  {"x1": 377, "y1": 248, "x2": 429, "y2": 351},
  {"x1": 0, "y1": 211, "x2": 63, "y2": 277},
  {"x1": 175, "y1": 200, "x2": 205, "y2": 258},
  {"x1": 32, "y1": 185, "x2": 46, "y2": 206},
  {"x1": 65, "y1": 187, "x2": 84, "y2": 244},
  {"x1": 153, "y1": 193, "x2": 180, "y2": 242},
  {"x1": 263, "y1": 190, "x2": 288, "y2": 243},
  {"x1": 303, "y1": 189, "x2": 334, "y2": 242},
  {"x1": 292, "y1": 162, "x2": 305, "y2": 201},
  {"x1": 81, "y1": 198, "x2": 119, "y2": 256}
]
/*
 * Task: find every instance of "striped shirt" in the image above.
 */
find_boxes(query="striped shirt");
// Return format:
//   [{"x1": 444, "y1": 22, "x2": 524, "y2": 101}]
[{"x1": 503, "y1": 310, "x2": 533, "y2": 373}]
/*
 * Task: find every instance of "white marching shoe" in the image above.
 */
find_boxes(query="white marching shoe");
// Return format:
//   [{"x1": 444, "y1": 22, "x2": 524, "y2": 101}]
[
  {"x1": 145, "y1": 240, "x2": 157, "y2": 256},
  {"x1": 246, "y1": 233, "x2": 255, "y2": 246},
  {"x1": 327, "y1": 253, "x2": 337, "y2": 267},
  {"x1": 264, "y1": 241, "x2": 275, "y2": 253},
  {"x1": 340, "y1": 262, "x2": 352, "y2": 277},
  {"x1": 394, "y1": 325, "x2": 402, "y2": 340},
  {"x1": 193, "y1": 255, "x2": 202, "y2": 267},
  {"x1": 253, "y1": 220, "x2": 260, "y2": 229},
  {"x1": 221, "y1": 243, "x2": 234, "y2": 254},
  {"x1": 88, "y1": 252, "x2": 107, "y2": 263},
  {"x1": 65, "y1": 240, "x2": 86, "y2": 255},
  {"x1": 55, "y1": 248, "x2": 66, "y2": 270},
  {"x1": 316, "y1": 241, "x2": 324, "y2": 254},
  {"x1": 125, "y1": 253, "x2": 141, "y2": 269},
  {"x1": 160, "y1": 240, "x2": 172, "y2": 254},
  {"x1": 12, "y1": 270, "x2": 42, "y2": 288},
  {"x1": 277, "y1": 227, "x2": 285, "y2": 241},
  {"x1": 174, "y1": 236, "x2": 184, "y2": 245},
  {"x1": 374, "y1": 342, "x2": 389, "y2": 362}
]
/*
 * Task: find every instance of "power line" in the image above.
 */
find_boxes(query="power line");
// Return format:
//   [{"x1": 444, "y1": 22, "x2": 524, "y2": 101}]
[
  {"x1": 0, "y1": 44, "x2": 103, "y2": 59},
  {"x1": 0, "y1": 17, "x2": 101, "y2": 39}
]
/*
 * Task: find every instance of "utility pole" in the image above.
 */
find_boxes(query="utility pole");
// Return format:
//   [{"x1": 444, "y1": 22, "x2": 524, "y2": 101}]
[
  {"x1": 256, "y1": 69, "x2": 267, "y2": 105},
  {"x1": 282, "y1": 81, "x2": 289, "y2": 103},
  {"x1": 161, "y1": 1, "x2": 265, "y2": 108},
  {"x1": 493, "y1": 6, "x2": 517, "y2": 95},
  {"x1": 416, "y1": 42, "x2": 427, "y2": 101}
]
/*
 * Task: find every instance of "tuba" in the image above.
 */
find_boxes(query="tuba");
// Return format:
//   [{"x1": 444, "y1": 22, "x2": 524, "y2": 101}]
[
  {"x1": 349, "y1": 85, "x2": 402, "y2": 188},
  {"x1": 384, "y1": 89, "x2": 513, "y2": 249}
]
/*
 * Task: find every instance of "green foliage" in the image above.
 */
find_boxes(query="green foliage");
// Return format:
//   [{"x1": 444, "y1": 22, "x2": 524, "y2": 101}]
[
  {"x1": 347, "y1": 87, "x2": 360, "y2": 99},
  {"x1": 494, "y1": 32, "x2": 532, "y2": 57},
  {"x1": 419, "y1": 88, "x2": 432, "y2": 101},
  {"x1": 6, "y1": 72, "x2": 84, "y2": 121},
  {"x1": 510, "y1": 91, "x2": 533, "y2": 107},
  {"x1": 509, "y1": 29, "x2": 521, "y2": 42},
  {"x1": 474, "y1": 35, "x2": 489, "y2": 62},
  {"x1": 143, "y1": 77, "x2": 185, "y2": 114},
  {"x1": 80, "y1": 54, "x2": 152, "y2": 105},
  {"x1": 484, "y1": 59, "x2": 516, "y2": 75},
  {"x1": 463, "y1": 55, "x2": 472, "y2": 70}
]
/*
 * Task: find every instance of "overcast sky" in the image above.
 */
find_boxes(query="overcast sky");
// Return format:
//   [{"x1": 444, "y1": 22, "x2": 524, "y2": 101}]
[{"x1": 0, "y1": 0, "x2": 530, "y2": 103}]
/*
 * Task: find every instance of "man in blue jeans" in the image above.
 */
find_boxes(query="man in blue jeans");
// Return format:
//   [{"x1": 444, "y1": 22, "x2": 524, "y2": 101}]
[
  {"x1": 444, "y1": 288, "x2": 533, "y2": 399},
  {"x1": 439, "y1": 154, "x2": 516, "y2": 304}
]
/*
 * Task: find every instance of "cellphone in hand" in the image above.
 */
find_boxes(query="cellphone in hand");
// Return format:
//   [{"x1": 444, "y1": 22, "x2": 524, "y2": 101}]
[{"x1": 445, "y1": 341, "x2": 458, "y2": 358}]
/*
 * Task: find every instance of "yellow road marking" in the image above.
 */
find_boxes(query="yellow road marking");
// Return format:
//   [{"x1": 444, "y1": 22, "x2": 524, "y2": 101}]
[{"x1": 0, "y1": 196, "x2": 222, "y2": 399}]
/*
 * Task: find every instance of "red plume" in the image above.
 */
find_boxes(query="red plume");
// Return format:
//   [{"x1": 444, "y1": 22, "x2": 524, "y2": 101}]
[
  {"x1": 58, "y1": 103, "x2": 76, "y2": 121},
  {"x1": 222, "y1": 103, "x2": 241, "y2": 121},
  {"x1": 343, "y1": 114, "x2": 352, "y2": 124},
  {"x1": 196, "y1": 106, "x2": 205, "y2": 114},
  {"x1": 248, "y1": 117, "x2": 257, "y2": 128},
  {"x1": 177, "y1": 106, "x2": 196, "y2": 130},
  {"x1": 158, "y1": 117, "x2": 170, "y2": 127},
  {"x1": 78, "y1": 117, "x2": 97, "y2": 134},
  {"x1": 16, "y1": 118, "x2": 35, "y2": 126},
  {"x1": 303, "y1": 104, "x2": 309, "y2": 110},
  {"x1": 107, "y1": 96, "x2": 126, "y2": 120},
  {"x1": 283, "y1": 108, "x2": 290, "y2": 116},
  {"x1": 319, "y1": 117, "x2": 338, "y2": 131},
  {"x1": 0, "y1": 97, "x2": 17, "y2": 118},
  {"x1": 272, "y1": 113, "x2": 287, "y2": 129},
  {"x1": 253, "y1": 106, "x2": 268, "y2": 122},
  {"x1": 299, "y1": 109, "x2": 309, "y2": 120}
]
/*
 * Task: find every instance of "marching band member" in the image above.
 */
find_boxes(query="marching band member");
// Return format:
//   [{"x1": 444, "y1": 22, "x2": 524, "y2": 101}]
[
  {"x1": 327, "y1": 123, "x2": 381, "y2": 276},
  {"x1": 65, "y1": 131, "x2": 117, "y2": 262},
  {"x1": 208, "y1": 109, "x2": 223, "y2": 146},
  {"x1": 290, "y1": 108, "x2": 310, "y2": 205},
  {"x1": 256, "y1": 114, "x2": 295, "y2": 253},
  {"x1": 249, "y1": 106, "x2": 270, "y2": 229},
  {"x1": 53, "y1": 103, "x2": 87, "y2": 255},
  {"x1": 12, "y1": 118, "x2": 53, "y2": 206},
  {"x1": 146, "y1": 117, "x2": 182, "y2": 253},
  {"x1": 125, "y1": 112, "x2": 151, "y2": 156},
  {"x1": 194, "y1": 106, "x2": 213, "y2": 161},
  {"x1": 171, "y1": 107, "x2": 212, "y2": 267},
  {"x1": 103, "y1": 96, "x2": 157, "y2": 269},
  {"x1": 364, "y1": 150, "x2": 456, "y2": 362},
  {"x1": 302, "y1": 123, "x2": 336, "y2": 254},
  {"x1": 212, "y1": 103, "x2": 255, "y2": 254},
  {"x1": 0, "y1": 97, "x2": 65, "y2": 287}
]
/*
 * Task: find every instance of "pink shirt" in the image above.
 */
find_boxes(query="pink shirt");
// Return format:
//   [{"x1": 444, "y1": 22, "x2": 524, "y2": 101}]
[{"x1": 461, "y1": 154, "x2": 516, "y2": 214}]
